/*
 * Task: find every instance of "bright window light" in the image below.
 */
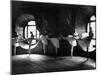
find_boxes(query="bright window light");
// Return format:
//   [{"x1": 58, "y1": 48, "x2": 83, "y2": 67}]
[
  {"x1": 25, "y1": 20, "x2": 40, "y2": 45},
  {"x1": 90, "y1": 15, "x2": 96, "y2": 21},
  {"x1": 28, "y1": 21, "x2": 36, "y2": 25},
  {"x1": 90, "y1": 22, "x2": 96, "y2": 38},
  {"x1": 87, "y1": 15, "x2": 96, "y2": 39},
  {"x1": 25, "y1": 26, "x2": 36, "y2": 38},
  {"x1": 87, "y1": 23, "x2": 90, "y2": 33}
]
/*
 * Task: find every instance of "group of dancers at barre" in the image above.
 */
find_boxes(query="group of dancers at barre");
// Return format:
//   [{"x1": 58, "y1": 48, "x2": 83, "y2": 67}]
[
  {"x1": 41, "y1": 34, "x2": 78, "y2": 57},
  {"x1": 13, "y1": 31, "x2": 80, "y2": 57},
  {"x1": 13, "y1": 25, "x2": 95, "y2": 58}
]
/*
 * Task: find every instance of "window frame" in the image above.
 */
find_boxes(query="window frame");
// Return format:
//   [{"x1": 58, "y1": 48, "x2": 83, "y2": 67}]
[{"x1": 24, "y1": 20, "x2": 40, "y2": 45}]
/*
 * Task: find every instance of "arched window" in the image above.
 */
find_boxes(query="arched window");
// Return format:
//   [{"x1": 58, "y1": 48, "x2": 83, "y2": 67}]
[
  {"x1": 87, "y1": 15, "x2": 96, "y2": 52},
  {"x1": 25, "y1": 20, "x2": 40, "y2": 45}
]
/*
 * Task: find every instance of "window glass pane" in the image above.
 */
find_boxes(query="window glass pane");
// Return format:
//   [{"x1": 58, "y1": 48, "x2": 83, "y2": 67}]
[
  {"x1": 32, "y1": 40, "x2": 36, "y2": 44},
  {"x1": 87, "y1": 23, "x2": 89, "y2": 33},
  {"x1": 90, "y1": 15, "x2": 96, "y2": 21},
  {"x1": 28, "y1": 26, "x2": 36, "y2": 38},
  {"x1": 28, "y1": 21, "x2": 36, "y2": 25},
  {"x1": 37, "y1": 30, "x2": 40, "y2": 38},
  {"x1": 25, "y1": 26, "x2": 36, "y2": 38},
  {"x1": 25, "y1": 26, "x2": 40, "y2": 44},
  {"x1": 24, "y1": 26, "x2": 36, "y2": 44},
  {"x1": 90, "y1": 22, "x2": 96, "y2": 38},
  {"x1": 25, "y1": 27, "x2": 28, "y2": 38}
]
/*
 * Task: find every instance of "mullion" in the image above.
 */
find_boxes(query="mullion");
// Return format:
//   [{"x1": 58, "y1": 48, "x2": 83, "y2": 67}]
[{"x1": 27, "y1": 26, "x2": 28, "y2": 38}]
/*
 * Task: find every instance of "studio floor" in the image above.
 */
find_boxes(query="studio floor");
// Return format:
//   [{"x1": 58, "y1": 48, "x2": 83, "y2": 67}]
[{"x1": 12, "y1": 54, "x2": 96, "y2": 74}]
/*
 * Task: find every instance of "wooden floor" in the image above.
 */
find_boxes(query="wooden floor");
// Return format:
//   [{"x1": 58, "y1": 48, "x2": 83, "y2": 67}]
[{"x1": 12, "y1": 54, "x2": 96, "y2": 74}]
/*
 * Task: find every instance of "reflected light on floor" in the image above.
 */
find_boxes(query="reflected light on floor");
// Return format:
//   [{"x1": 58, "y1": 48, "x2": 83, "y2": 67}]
[
  {"x1": 13, "y1": 54, "x2": 95, "y2": 68},
  {"x1": 84, "y1": 59, "x2": 96, "y2": 68},
  {"x1": 12, "y1": 54, "x2": 53, "y2": 61},
  {"x1": 12, "y1": 54, "x2": 96, "y2": 74}
]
